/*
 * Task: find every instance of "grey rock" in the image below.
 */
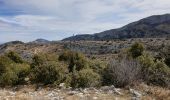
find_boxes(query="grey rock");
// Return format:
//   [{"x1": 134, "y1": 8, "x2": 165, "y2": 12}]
[
  {"x1": 93, "y1": 96, "x2": 98, "y2": 100},
  {"x1": 59, "y1": 83, "x2": 66, "y2": 89},
  {"x1": 68, "y1": 91, "x2": 78, "y2": 95},
  {"x1": 113, "y1": 88, "x2": 122, "y2": 95},
  {"x1": 131, "y1": 97, "x2": 141, "y2": 100},
  {"x1": 130, "y1": 89, "x2": 142, "y2": 98},
  {"x1": 76, "y1": 93, "x2": 84, "y2": 98}
]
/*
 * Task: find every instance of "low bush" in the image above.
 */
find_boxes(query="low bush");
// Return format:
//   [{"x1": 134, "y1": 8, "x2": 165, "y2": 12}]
[
  {"x1": 71, "y1": 69, "x2": 101, "y2": 88},
  {"x1": 12, "y1": 63, "x2": 30, "y2": 85},
  {"x1": 31, "y1": 58, "x2": 69, "y2": 85},
  {"x1": 138, "y1": 54, "x2": 170, "y2": 87},
  {"x1": 89, "y1": 59, "x2": 106, "y2": 74},
  {"x1": 0, "y1": 70, "x2": 18, "y2": 86},
  {"x1": 156, "y1": 45, "x2": 170, "y2": 67},
  {"x1": 59, "y1": 50, "x2": 88, "y2": 72},
  {"x1": 0, "y1": 55, "x2": 30, "y2": 86},
  {"x1": 31, "y1": 53, "x2": 46, "y2": 68},
  {"x1": 129, "y1": 42, "x2": 144, "y2": 58},
  {"x1": 0, "y1": 56, "x2": 12, "y2": 75},
  {"x1": 103, "y1": 58, "x2": 142, "y2": 87},
  {"x1": 6, "y1": 51, "x2": 24, "y2": 63}
]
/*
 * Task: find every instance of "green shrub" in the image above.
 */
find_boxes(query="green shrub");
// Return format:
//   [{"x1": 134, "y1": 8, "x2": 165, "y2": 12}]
[
  {"x1": 31, "y1": 61, "x2": 69, "y2": 85},
  {"x1": 158, "y1": 46, "x2": 170, "y2": 67},
  {"x1": 0, "y1": 56, "x2": 12, "y2": 75},
  {"x1": 0, "y1": 63, "x2": 30, "y2": 86},
  {"x1": 149, "y1": 61, "x2": 170, "y2": 87},
  {"x1": 59, "y1": 50, "x2": 88, "y2": 72},
  {"x1": 165, "y1": 57, "x2": 170, "y2": 67},
  {"x1": 71, "y1": 69, "x2": 101, "y2": 88},
  {"x1": 6, "y1": 51, "x2": 23, "y2": 63},
  {"x1": 31, "y1": 54, "x2": 46, "y2": 68},
  {"x1": 58, "y1": 50, "x2": 72, "y2": 61},
  {"x1": 12, "y1": 63, "x2": 30, "y2": 84},
  {"x1": 0, "y1": 70, "x2": 18, "y2": 86},
  {"x1": 129, "y1": 42, "x2": 144, "y2": 58},
  {"x1": 0, "y1": 53, "x2": 30, "y2": 86},
  {"x1": 138, "y1": 54, "x2": 170, "y2": 87},
  {"x1": 89, "y1": 59, "x2": 106, "y2": 74}
]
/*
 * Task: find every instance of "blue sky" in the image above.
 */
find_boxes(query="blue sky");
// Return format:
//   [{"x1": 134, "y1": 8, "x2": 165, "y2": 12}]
[{"x1": 0, "y1": 0, "x2": 170, "y2": 42}]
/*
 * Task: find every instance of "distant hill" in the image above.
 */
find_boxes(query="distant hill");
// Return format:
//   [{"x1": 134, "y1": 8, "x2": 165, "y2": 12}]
[
  {"x1": 63, "y1": 14, "x2": 170, "y2": 41},
  {"x1": 31, "y1": 39, "x2": 50, "y2": 44}
]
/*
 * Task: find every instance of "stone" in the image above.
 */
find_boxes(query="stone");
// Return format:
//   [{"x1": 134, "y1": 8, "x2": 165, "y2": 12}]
[
  {"x1": 100, "y1": 85, "x2": 115, "y2": 92},
  {"x1": 77, "y1": 93, "x2": 84, "y2": 98},
  {"x1": 131, "y1": 97, "x2": 140, "y2": 100},
  {"x1": 93, "y1": 96, "x2": 98, "y2": 100},
  {"x1": 100, "y1": 86, "x2": 110, "y2": 92},
  {"x1": 130, "y1": 89, "x2": 142, "y2": 98},
  {"x1": 108, "y1": 90, "x2": 113, "y2": 94},
  {"x1": 52, "y1": 97, "x2": 59, "y2": 100},
  {"x1": 59, "y1": 83, "x2": 66, "y2": 89},
  {"x1": 47, "y1": 92, "x2": 55, "y2": 97},
  {"x1": 35, "y1": 86, "x2": 43, "y2": 91},
  {"x1": 9, "y1": 92, "x2": 15, "y2": 96},
  {"x1": 113, "y1": 88, "x2": 122, "y2": 95},
  {"x1": 82, "y1": 88, "x2": 88, "y2": 94},
  {"x1": 24, "y1": 77, "x2": 30, "y2": 82},
  {"x1": 68, "y1": 91, "x2": 78, "y2": 95}
]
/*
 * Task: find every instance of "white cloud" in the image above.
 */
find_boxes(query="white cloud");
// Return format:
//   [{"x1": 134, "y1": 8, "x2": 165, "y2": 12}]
[{"x1": 0, "y1": 0, "x2": 170, "y2": 42}]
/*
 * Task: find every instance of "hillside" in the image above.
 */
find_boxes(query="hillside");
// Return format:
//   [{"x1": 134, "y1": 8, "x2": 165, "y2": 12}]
[
  {"x1": 0, "y1": 38, "x2": 169, "y2": 62},
  {"x1": 0, "y1": 39, "x2": 170, "y2": 100},
  {"x1": 63, "y1": 14, "x2": 170, "y2": 41}
]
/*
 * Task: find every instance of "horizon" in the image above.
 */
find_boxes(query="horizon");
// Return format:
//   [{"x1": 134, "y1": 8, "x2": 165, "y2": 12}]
[{"x1": 0, "y1": 0, "x2": 170, "y2": 43}]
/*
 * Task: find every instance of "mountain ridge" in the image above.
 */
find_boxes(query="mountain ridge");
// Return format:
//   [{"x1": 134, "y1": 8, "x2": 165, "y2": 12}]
[{"x1": 63, "y1": 14, "x2": 170, "y2": 41}]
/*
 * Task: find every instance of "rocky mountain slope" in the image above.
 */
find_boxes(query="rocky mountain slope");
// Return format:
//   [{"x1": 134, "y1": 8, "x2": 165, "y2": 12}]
[{"x1": 63, "y1": 14, "x2": 170, "y2": 41}]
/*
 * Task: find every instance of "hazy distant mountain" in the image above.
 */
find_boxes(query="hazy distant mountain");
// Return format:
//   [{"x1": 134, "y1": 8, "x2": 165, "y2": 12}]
[
  {"x1": 32, "y1": 39, "x2": 50, "y2": 44},
  {"x1": 63, "y1": 14, "x2": 170, "y2": 41},
  {"x1": 1, "y1": 41, "x2": 24, "y2": 46}
]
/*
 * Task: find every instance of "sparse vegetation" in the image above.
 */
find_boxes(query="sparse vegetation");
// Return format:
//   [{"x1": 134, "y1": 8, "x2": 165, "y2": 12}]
[
  {"x1": 0, "y1": 41, "x2": 169, "y2": 93},
  {"x1": 103, "y1": 42, "x2": 170, "y2": 88}
]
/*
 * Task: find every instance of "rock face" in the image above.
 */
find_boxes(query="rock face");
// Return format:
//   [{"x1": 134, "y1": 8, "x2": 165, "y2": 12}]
[{"x1": 63, "y1": 14, "x2": 170, "y2": 41}]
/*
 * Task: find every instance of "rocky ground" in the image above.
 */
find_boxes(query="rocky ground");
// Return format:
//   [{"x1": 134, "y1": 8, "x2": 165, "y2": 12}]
[{"x1": 0, "y1": 83, "x2": 169, "y2": 100}]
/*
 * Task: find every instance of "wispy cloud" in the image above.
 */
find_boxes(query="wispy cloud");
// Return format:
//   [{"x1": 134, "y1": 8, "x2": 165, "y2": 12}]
[{"x1": 0, "y1": 0, "x2": 170, "y2": 42}]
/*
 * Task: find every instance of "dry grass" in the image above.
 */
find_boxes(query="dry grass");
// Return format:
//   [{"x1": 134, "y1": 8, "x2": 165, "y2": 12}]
[
  {"x1": 133, "y1": 83, "x2": 170, "y2": 100},
  {"x1": 0, "y1": 84, "x2": 169, "y2": 100}
]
